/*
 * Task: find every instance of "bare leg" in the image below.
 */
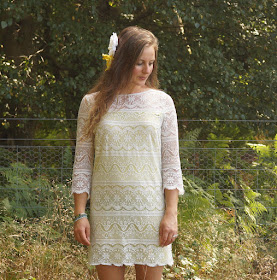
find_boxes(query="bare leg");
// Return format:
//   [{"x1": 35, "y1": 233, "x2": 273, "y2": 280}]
[
  {"x1": 96, "y1": 265, "x2": 125, "y2": 280},
  {"x1": 135, "y1": 265, "x2": 163, "y2": 280}
]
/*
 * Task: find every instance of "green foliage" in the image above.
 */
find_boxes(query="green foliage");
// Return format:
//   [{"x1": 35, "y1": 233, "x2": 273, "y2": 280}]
[
  {"x1": 247, "y1": 134, "x2": 277, "y2": 168},
  {"x1": 1, "y1": 182, "x2": 275, "y2": 279},
  {"x1": 0, "y1": 162, "x2": 50, "y2": 219},
  {"x1": 0, "y1": 0, "x2": 276, "y2": 141},
  {"x1": 247, "y1": 136, "x2": 277, "y2": 232},
  {"x1": 180, "y1": 175, "x2": 214, "y2": 224},
  {"x1": 180, "y1": 128, "x2": 270, "y2": 236},
  {"x1": 0, "y1": 145, "x2": 74, "y2": 220},
  {"x1": 240, "y1": 184, "x2": 268, "y2": 233}
]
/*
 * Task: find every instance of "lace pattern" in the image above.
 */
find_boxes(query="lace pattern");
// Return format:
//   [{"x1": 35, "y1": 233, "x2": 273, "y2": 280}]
[
  {"x1": 72, "y1": 95, "x2": 94, "y2": 195},
  {"x1": 72, "y1": 89, "x2": 184, "y2": 266},
  {"x1": 88, "y1": 244, "x2": 173, "y2": 267}
]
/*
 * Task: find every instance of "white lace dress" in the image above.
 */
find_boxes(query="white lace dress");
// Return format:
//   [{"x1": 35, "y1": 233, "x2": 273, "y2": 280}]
[{"x1": 72, "y1": 89, "x2": 184, "y2": 266}]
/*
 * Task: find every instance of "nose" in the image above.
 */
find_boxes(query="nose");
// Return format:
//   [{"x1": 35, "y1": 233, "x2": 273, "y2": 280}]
[{"x1": 143, "y1": 64, "x2": 151, "y2": 74}]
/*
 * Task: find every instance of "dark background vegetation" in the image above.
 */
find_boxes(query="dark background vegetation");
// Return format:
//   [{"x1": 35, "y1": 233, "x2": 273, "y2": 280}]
[{"x1": 0, "y1": 0, "x2": 276, "y2": 142}]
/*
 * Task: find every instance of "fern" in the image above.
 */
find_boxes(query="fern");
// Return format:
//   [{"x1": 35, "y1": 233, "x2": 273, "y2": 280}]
[
  {"x1": 246, "y1": 137, "x2": 277, "y2": 226},
  {"x1": 180, "y1": 127, "x2": 202, "y2": 148},
  {"x1": 0, "y1": 162, "x2": 51, "y2": 219},
  {"x1": 179, "y1": 175, "x2": 215, "y2": 225}
]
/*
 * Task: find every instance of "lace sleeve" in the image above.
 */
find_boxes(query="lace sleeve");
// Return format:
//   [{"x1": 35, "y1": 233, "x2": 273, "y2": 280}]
[
  {"x1": 71, "y1": 95, "x2": 94, "y2": 195},
  {"x1": 161, "y1": 96, "x2": 184, "y2": 195}
]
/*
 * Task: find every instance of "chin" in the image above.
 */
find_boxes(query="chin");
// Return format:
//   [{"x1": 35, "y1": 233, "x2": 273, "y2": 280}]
[{"x1": 134, "y1": 82, "x2": 146, "y2": 88}]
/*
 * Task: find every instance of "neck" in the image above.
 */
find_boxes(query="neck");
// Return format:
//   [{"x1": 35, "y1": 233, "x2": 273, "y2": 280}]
[{"x1": 120, "y1": 85, "x2": 149, "y2": 95}]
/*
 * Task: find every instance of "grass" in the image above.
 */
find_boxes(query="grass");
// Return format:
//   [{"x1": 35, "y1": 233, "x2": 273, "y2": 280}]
[{"x1": 0, "y1": 185, "x2": 276, "y2": 280}]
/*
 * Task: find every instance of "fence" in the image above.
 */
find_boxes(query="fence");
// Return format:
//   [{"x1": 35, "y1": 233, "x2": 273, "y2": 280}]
[{"x1": 0, "y1": 118, "x2": 276, "y2": 228}]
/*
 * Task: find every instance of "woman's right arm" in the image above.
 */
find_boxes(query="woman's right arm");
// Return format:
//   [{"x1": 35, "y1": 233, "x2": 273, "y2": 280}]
[
  {"x1": 74, "y1": 193, "x2": 91, "y2": 245},
  {"x1": 72, "y1": 95, "x2": 94, "y2": 246}
]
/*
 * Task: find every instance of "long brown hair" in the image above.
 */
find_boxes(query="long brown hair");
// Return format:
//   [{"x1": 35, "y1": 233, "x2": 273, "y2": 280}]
[{"x1": 83, "y1": 26, "x2": 159, "y2": 139}]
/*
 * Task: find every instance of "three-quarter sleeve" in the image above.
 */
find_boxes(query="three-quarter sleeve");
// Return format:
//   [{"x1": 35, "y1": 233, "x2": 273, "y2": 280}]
[
  {"x1": 161, "y1": 96, "x2": 184, "y2": 195},
  {"x1": 72, "y1": 95, "x2": 94, "y2": 195}
]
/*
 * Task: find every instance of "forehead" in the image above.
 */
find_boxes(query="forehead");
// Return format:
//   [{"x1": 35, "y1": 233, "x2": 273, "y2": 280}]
[{"x1": 138, "y1": 45, "x2": 155, "y2": 60}]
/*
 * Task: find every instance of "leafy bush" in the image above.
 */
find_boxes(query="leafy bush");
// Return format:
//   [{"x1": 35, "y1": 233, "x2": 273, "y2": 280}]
[
  {"x1": 0, "y1": 162, "x2": 51, "y2": 219},
  {"x1": 180, "y1": 129, "x2": 270, "y2": 236}
]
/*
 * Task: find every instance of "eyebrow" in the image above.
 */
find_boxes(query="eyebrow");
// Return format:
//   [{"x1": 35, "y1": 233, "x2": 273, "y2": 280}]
[{"x1": 137, "y1": 59, "x2": 155, "y2": 62}]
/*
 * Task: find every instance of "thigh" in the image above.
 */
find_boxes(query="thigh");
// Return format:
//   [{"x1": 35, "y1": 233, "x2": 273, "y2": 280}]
[
  {"x1": 96, "y1": 265, "x2": 125, "y2": 280},
  {"x1": 135, "y1": 264, "x2": 163, "y2": 280}
]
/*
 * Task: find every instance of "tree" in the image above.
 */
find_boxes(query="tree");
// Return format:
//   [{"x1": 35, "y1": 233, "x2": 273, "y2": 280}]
[{"x1": 0, "y1": 0, "x2": 276, "y2": 143}]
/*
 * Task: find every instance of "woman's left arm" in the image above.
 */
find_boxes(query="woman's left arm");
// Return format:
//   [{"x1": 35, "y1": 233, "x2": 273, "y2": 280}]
[
  {"x1": 159, "y1": 94, "x2": 184, "y2": 246},
  {"x1": 159, "y1": 189, "x2": 179, "y2": 247}
]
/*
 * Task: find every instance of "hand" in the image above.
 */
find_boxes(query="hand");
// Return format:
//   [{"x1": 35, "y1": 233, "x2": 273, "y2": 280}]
[
  {"x1": 159, "y1": 212, "x2": 178, "y2": 247},
  {"x1": 74, "y1": 217, "x2": 91, "y2": 246}
]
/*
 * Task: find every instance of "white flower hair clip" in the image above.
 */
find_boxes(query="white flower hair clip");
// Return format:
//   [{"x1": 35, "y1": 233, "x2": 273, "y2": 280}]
[{"x1": 102, "y1": 32, "x2": 118, "y2": 70}]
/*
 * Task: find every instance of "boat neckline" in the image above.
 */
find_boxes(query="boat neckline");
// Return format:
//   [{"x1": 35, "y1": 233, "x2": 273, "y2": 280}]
[{"x1": 117, "y1": 89, "x2": 155, "y2": 95}]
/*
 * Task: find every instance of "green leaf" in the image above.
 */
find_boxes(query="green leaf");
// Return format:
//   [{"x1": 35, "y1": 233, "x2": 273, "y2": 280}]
[
  {"x1": 7, "y1": 18, "x2": 13, "y2": 26},
  {"x1": 1, "y1": 21, "x2": 8, "y2": 29}
]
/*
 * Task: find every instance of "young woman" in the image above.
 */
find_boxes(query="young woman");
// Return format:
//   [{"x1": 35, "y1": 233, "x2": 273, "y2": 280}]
[{"x1": 72, "y1": 26, "x2": 184, "y2": 280}]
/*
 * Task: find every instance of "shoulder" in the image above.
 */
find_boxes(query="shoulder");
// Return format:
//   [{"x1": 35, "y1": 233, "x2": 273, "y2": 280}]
[
  {"x1": 149, "y1": 89, "x2": 175, "y2": 108},
  {"x1": 79, "y1": 91, "x2": 98, "y2": 108},
  {"x1": 149, "y1": 88, "x2": 173, "y2": 100},
  {"x1": 77, "y1": 92, "x2": 98, "y2": 114},
  {"x1": 83, "y1": 91, "x2": 98, "y2": 104}
]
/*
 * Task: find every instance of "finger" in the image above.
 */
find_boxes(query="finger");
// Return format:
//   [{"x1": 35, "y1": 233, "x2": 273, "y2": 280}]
[
  {"x1": 79, "y1": 229, "x2": 90, "y2": 246},
  {"x1": 78, "y1": 233, "x2": 90, "y2": 246},
  {"x1": 75, "y1": 232, "x2": 84, "y2": 245},
  {"x1": 160, "y1": 230, "x2": 170, "y2": 247},
  {"x1": 163, "y1": 231, "x2": 178, "y2": 246},
  {"x1": 171, "y1": 233, "x2": 178, "y2": 243},
  {"x1": 85, "y1": 225, "x2": 91, "y2": 244},
  {"x1": 163, "y1": 234, "x2": 173, "y2": 246},
  {"x1": 159, "y1": 222, "x2": 169, "y2": 247},
  {"x1": 74, "y1": 219, "x2": 90, "y2": 246},
  {"x1": 168, "y1": 234, "x2": 176, "y2": 246},
  {"x1": 74, "y1": 224, "x2": 91, "y2": 246}
]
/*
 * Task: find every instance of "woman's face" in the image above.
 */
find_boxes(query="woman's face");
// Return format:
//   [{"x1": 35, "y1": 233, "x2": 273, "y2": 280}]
[{"x1": 129, "y1": 45, "x2": 155, "y2": 91}]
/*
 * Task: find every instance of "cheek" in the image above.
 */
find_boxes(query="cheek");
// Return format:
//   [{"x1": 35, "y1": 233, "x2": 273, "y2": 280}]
[{"x1": 132, "y1": 66, "x2": 141, "y2": 76}]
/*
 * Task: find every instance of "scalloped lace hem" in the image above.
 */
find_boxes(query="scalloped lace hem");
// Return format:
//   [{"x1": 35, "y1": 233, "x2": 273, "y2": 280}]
[
  {"x1": 88, "y1": 262, "x2": 174, "y2": 267},
  {"x1": 71, "y1": 190, "x2": 90, "y2": 197},
  {"x1": 164, "y1": 186, "x2": 184, "y2": 195}
]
